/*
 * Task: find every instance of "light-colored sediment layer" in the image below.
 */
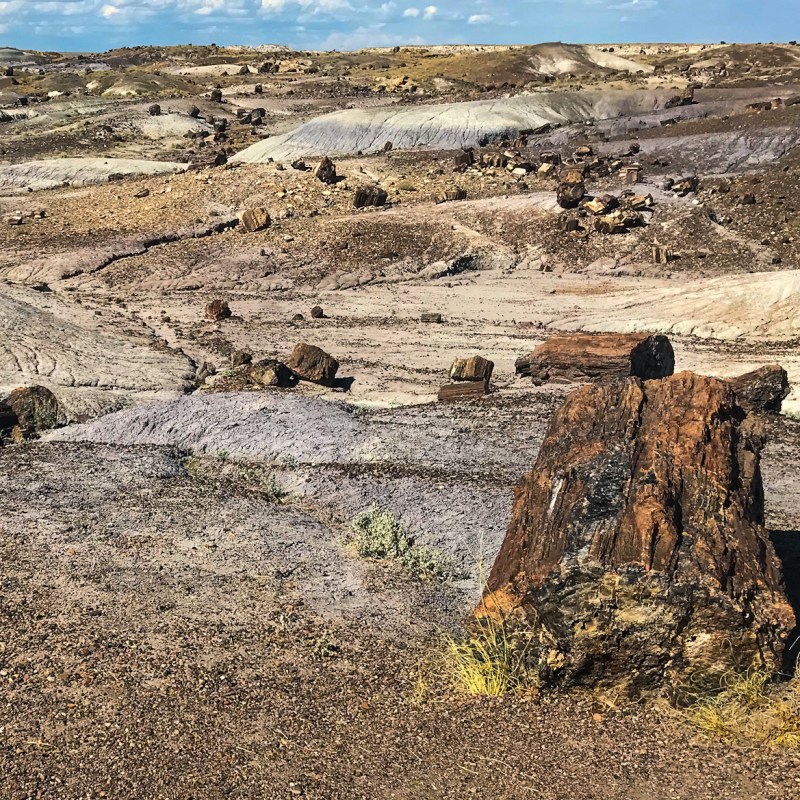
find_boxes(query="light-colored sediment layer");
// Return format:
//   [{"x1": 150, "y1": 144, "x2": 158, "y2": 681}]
[
  {"x1": 0, "y1": 157, "x2": 186, "y2": 192},
  {"x1": 0, "y1": 284, "x2": 195, "y2": 418},
  {"x1": 232, "y1": 89, "x2": 682, "y2": 161}
]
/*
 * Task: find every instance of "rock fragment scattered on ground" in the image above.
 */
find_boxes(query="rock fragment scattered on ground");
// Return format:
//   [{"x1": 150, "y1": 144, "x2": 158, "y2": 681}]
[{"x1": 285, "y1": 343, "x2": 339, "y2": 386}]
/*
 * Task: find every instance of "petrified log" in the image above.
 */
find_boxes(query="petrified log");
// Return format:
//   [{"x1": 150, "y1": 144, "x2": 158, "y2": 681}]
[
  {"x1": 449, "y1": 355, "x2": 494, "y2": 382},
  {"x1": 729, "y1": 364, "x2": 790, "y2": 413},
  {"x1": 240, "y1": 207, "x2": 271, "y2": 232},
  {"x1": 205, "y1": 299, "x2": 231, "y2": 321},
  {"x1": 420, "y1": 312, "x2": 443, "y2": 323},
  {"x1": 437, "y1": 380, "x2": 490, "y2": 403},
  {"x1": 480, "y1": 372, "x2": 795, "y2": 694},
  {"x1": 4, "y1": 385, "x2": 62, "y2": 437},
  {"x1": 556, "y1": 181, "x2": 585, "y2": 209},
  {"x1": 354, "y1": 186, "x2": 388, "y2": 209},
  {"x1": 286, "y1": 343, "x2": 339, "y2": 386},
  {"x1": 515, "y1": 332, "x2": 674, "y2": 385}
]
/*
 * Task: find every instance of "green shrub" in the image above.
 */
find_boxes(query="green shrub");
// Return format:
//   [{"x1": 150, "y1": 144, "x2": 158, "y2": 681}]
[{"x1": 349, "y1": 506, "x2": 451, "y2": 580}]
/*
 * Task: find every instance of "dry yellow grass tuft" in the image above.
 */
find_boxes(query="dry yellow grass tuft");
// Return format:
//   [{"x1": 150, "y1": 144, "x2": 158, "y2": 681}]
[
  {"x1": 687, "y1": 669, "x2": 800, "y2": 750},
  {"x1": 444, "y1": 609, "x2": 533, "y2": 698}
]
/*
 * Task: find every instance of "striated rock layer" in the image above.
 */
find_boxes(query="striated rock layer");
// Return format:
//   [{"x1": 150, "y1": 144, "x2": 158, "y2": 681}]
[{"x1": 481, "y1": 372, "x2": 794, "y2": 696}]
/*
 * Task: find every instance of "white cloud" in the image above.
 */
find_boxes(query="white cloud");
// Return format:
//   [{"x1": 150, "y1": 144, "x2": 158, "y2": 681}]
[
  {"x1": 100, "y1": 3, "x2": 119, "y2": 16},
  {"x1": 468, "y1": 13, "x2": 490, "y2": 23},
  {"x1": 422, "y1": 4, "x2": 436, "y2": 17},
  {"x1": 322, "y1": 22, "x2": 424, "y2": 50},
  {"x1": 261, "y1": 0, "x2": 349, "y2": 12},
  {"x1": 608, "y1": 0, "x2": 657, "y2": 9},
  {"x1": 402, "y1": 6, "x2": 419, "y2": 16}
]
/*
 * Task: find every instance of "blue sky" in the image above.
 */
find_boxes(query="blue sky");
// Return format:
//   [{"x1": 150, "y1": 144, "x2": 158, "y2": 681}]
[{"x1": 1, "y1": 0, "x2": 797, "y2": 54}]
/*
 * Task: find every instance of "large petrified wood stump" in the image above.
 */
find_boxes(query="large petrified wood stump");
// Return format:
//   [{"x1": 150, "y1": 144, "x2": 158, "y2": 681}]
[
  {"x1": 515, "y1": 332, "x2": 674, "y2": 385},
  {"x1": 480, "y1": 372, "x2": 794, "y2": 695}
]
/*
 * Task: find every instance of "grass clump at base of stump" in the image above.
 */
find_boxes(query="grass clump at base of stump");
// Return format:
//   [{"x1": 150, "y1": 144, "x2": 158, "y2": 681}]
[
  {"x1": 349, "y1": 506, "x2": 452, "y2": 581},
  {"x1": 686, "y1": 668, "x2": 800, "y2": 750},
  {"x1": 444, "y1": 614, "x2": 534, "y2": 698}
]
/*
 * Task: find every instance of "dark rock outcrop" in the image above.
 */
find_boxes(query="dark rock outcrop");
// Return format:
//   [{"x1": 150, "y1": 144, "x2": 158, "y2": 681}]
[
  {"x1": 286, "y1": 343, "x2": 339, "y2": 386},
  {"x1": 515, "y1": 332, "x2": 674, "y2": 385},
  {"x1": 479, "y1": 372, "x2": 794, "y2": 695},
  {"x1": 3, "y1": 385, "x2": 63, "y2": 439},
  {"x1": 728, "y1": 364, "x2": 790, "y2": 413}
]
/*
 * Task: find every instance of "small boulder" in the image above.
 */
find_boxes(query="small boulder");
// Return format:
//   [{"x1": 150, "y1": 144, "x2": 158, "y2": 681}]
[
  {"x1": 286, "y1": 343, "x2": 339, "y2": 386},
  {"x1": 4, "y1": 385, "x2": 63, "y2": 438},
  {"x1": 314, "y1": 156, "x2": 337, "y2": 184},
  {"x1": 240, "y1": 207, "x2": 271, "y2": 233},
  {"x1": 310, "y1": 305, "x2": 324, "y2": 319},
  {"x1": 148, "y1": 103, "x2": 161, "y2": 116},
  {"x1": 205, "y1": 299, "x2": 231, "y2": 321},
  {"x1": 729, "y1": 364, "x2": 790, "y2": 413}
]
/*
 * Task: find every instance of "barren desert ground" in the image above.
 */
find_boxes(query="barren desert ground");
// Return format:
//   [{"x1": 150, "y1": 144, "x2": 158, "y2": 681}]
[{"x1": 3, "y1": 40, "x2": 800, "y2": 798}]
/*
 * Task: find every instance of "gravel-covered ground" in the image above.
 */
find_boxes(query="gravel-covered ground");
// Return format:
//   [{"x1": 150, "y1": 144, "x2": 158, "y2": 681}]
[{"x1": 3, "y1": 395, "x2": 800, "y2": 798}]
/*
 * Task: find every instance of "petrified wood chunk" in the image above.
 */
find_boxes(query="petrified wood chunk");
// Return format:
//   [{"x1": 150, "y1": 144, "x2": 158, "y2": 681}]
[
  {"x1": 314, "y1": 156, "x2": 337, "y2": 184},
  {"x1": 240, "y1": 207, "x2": 271, "y2": 233},
  {"x1": 437, "y1": 380, "x2": 490, "y2": 403},
  {"x1": 480, "y1": 372, "x2": 794, "y2": 693},
  {"x1": 286, "y1": 343, "x2": 339, "y2": 386},
  {"x1": 420, "y1": 312, "x2": 443, "y2": 323},
  {"x1": 353, "y1": 186, "x2": 388, "y2": 209},
  {"x1": 205, "y1": 298, "x2": 231, "y2": 321},
  {"x1": 515, "y1": 332, "x2": 674, "y2": 386},
  {"x1": 249, "y1": 359, "x2": 296, "y2": 388},
  {"x1": 556, "y1": 181, "x2": 585, "y2": 209},
  {"x1": 4, "y1": 385, "x2": 63, "y2": 437},
  {"x1": 449, "y1": 356, "x2": 494, "y2": 382},
  {"x1": 729, "y1": 364, "x2": 790, "y2": 413}
]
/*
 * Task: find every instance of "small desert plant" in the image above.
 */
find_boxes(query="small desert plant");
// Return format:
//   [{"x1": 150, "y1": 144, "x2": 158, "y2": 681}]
[
  {"x1": 349, "y1": 506, "x2": 451, "y2": 580},
  {"x1": 185, "y1": 455, "x2": 286, "y2": 501},
  {"x1": 234, "y1": 463, "x2": 287, "y2": 501},
  {"x1": 444, "y1": 617, "x2": 532, "y2": 697},
  {"x1": 442, "y1": 534, "x2": 533, "y2": 697},
  {"x1": 686, "y1": 668, "x2": 800, "y2": 750}
]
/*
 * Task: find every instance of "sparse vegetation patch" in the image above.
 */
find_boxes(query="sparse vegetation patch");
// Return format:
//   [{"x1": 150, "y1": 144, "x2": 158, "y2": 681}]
[{"x1": 348, "y1": 506, "x2": 452, "y2": 580}]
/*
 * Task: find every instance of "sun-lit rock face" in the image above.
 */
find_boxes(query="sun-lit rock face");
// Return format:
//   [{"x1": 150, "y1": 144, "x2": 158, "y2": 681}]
[{"x1": 481, "y1": 372, "x2": 795, "y2": 696}]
